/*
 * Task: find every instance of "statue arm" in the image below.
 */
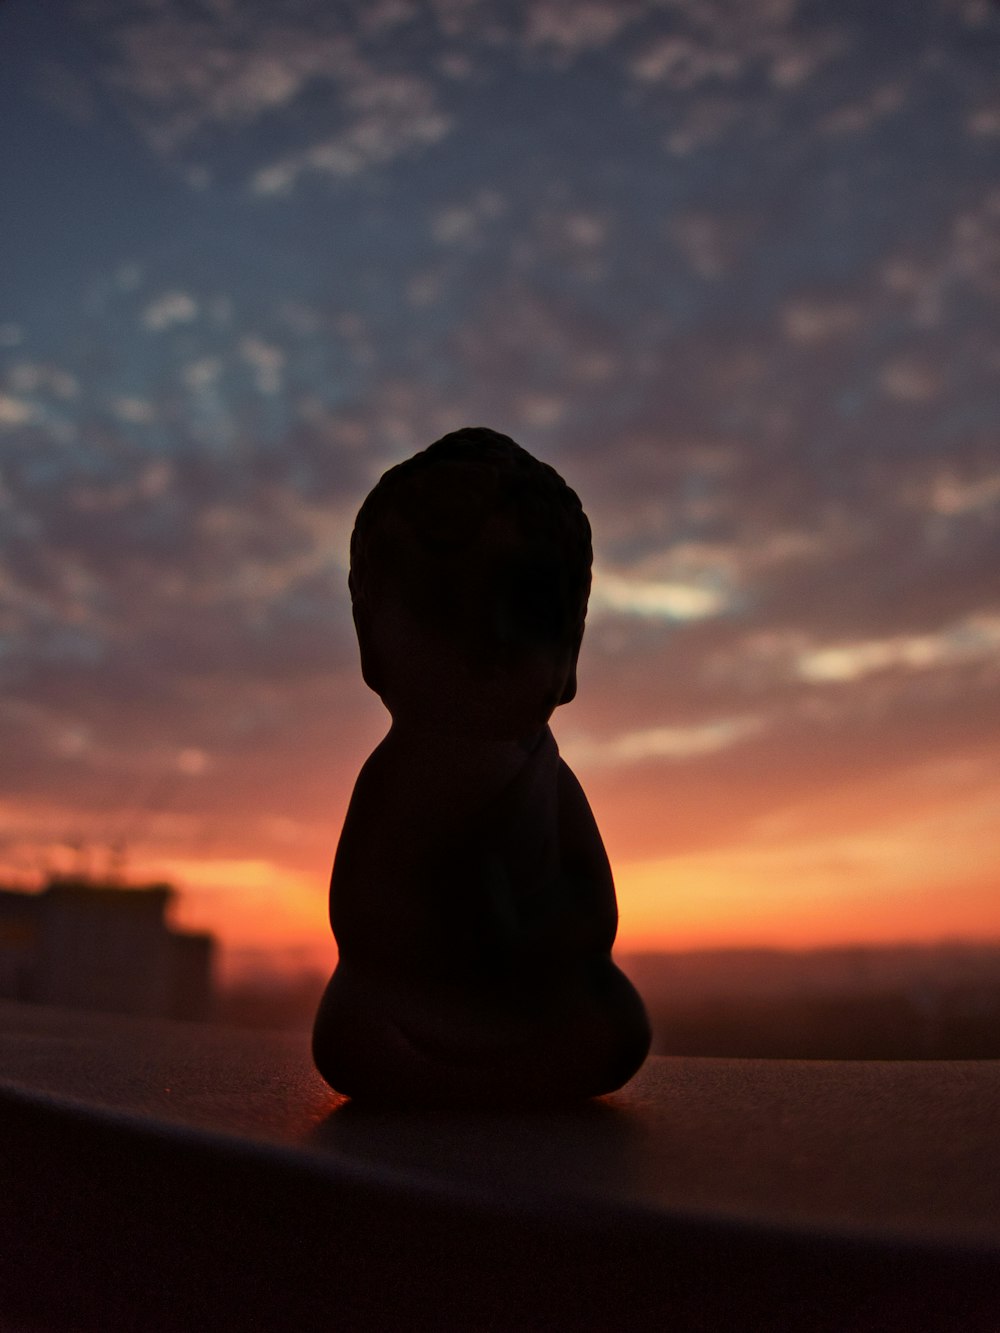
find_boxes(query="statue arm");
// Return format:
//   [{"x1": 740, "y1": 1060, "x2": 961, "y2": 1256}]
[{"x1": 466, "y1": 749, "x2": 619, "y2": 963}]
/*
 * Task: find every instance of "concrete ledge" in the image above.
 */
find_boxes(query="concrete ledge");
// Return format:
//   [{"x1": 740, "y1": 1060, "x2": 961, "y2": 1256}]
[{"x1": 1, "y1": 1003, "x2": 999, "y2": 1330}]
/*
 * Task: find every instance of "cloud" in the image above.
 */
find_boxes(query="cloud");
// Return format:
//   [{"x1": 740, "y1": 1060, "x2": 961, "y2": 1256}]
[
  {"x1": 796, "y1": 612, "x2": 1000, "y2": 683},
  {"x1": 239, "y1": 336, "x2": 284, "y2": 394},
  {"x1": 0, "y1": 289, "x2": 369, "y2": 713},
  {"x1": 820, "y1": 81, "x2": 907, "y2": 137},
  {"x1": 142, "y1": 290, "x2": 199, "y2": 331},
  {"x1": 359, "y1": 0, "x2": 419, "y2": 37},
  {"x1": 781, "y1": 297, "x2": 860, "y2": 343},
  {"x1": 921, "y1": 471, "x2": 1000, "y2": 518},
  {"x1": 69, "y1": 459, "x2": 172, "y2": 514},
  {"x1": 592, "y1": 570, "x2": 729, "y2": 622},
  {"x1": 181, "y1": 357, "x2": 223, "y2": 391},
  {"x1": 669, "y1": 211, "x2": 750, "y2": 280},
  {"x1": 880, "y1": 187, "x2": 1000, "y2": 329},
  {"x1": 660, "y1": 95, "x2": 744, "y2": 157},
  {"x1": 107, "y1": 19, "x2": 356, "y2": 147},
  {"x1": 430, "y1": 188, "x2": 506, "y2": 246},
  {"x1": 175, "y1": 746, "x2": 209, "y2": 776},
  {"x1": 515, "y1": 392, "x2": 568, "y2": 430},
  {"x1": 631, "y1": 35, "x2": 743, "y2": 88},
  {"x1": 89, "y1": 3, "x2": 457, "y2": 191},
  {"x1": 879, "y1": 357, "x2": 945, "y2": 403},
  {"x1": 111, "y1": 396, "x2": 157, "y2": 424},
  {"x1": 5, "y1": 363, "x2": 78, "y2": 399},
  {"x1": 588, "y1": 527, "x2": 838, "y2": 630},
  {"x1": 251, "y1": 84, "x2": 452, "y2": 193},
  {"x1": 523, "y1": 1, "x2": 643, "y2": 63},
  {"x1": 627, "y1": 4, "x2": 847, "y2": 97},
  {"x1": 0, "y1": 394, "x2": 37, "y2": 428},
  {"x1": 564, "y1": 713, "x2": 765, "y2": 767},
  {"x1": 968, "y1": 103, "x2": 1000, "y2": 138},
  {"x1": 185, "y1": 490, "x2": 352, "y2": 611}
]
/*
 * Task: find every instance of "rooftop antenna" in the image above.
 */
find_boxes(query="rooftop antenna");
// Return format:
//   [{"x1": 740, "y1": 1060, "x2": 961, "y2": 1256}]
[
  {"x1": 33, "y1": 847, "x2": 53, "y2": 889},
  {"x1": 106, "y1": 837, "x2": 128, "y2": 885},
  {"x1": 61, "y1": 834, "x2": 91, "y2": 884},
  {"x1": 105, "y1": 768, "x2": 186, "y2": 887}
]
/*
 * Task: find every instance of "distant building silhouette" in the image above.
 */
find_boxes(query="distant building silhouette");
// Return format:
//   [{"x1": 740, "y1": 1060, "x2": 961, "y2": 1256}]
[{"x1": 0, "y1": 878, "x2": 214, "y2": 1021}]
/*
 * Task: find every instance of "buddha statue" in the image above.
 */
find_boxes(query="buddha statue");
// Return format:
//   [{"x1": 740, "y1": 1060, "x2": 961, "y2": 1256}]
[{"x1": 312, "y1": 427, "x2": 650, "y2": 1107}]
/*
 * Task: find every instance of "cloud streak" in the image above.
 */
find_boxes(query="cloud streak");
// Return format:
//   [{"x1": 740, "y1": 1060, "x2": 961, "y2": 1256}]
[
  {"x1": 592, "y1": 570, "x2": 730, "y2": 622},
  {"x1": 796, "y1": 613, "x2": 1000, "y2": 684},
  {"x1": 565, "y1": 714, "x2": 765, "y2": 767}
]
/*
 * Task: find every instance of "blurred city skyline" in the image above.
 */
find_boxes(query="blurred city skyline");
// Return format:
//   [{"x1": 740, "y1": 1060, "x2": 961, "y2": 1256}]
[{"x1": 1, "y1": 0, "x2": 998, "y2": 979}]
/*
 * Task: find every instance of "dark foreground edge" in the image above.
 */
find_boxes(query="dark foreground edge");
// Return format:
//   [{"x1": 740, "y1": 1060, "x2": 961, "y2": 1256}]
[{"x1": 1, "y1": 1078, "x2": 999, "y2": 1333}]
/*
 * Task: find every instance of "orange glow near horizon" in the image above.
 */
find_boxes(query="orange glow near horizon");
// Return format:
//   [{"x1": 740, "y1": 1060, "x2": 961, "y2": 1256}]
[
  {"x1": 613, "y1": 847, "x2": 1000, "y2": 954},
  {"x1": 4, "y1": 697, "x2": 1000, "y2": 985},
  {"x1": 611, "y1": 777, "x2": 1000, "y2": 951},
  {"x1": 72, "y1": 755, "x2": 995, "y2": 983}
]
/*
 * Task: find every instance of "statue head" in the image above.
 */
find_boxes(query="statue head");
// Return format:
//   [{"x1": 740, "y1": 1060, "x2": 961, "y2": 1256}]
[{"x1": 349, "y1": 427, "x2": 592, "y2": 736}]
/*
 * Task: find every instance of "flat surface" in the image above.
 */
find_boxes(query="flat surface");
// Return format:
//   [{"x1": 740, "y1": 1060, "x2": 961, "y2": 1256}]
[{"x1": 2, "y1": 999, "x2": 1000, "y2": 1250}]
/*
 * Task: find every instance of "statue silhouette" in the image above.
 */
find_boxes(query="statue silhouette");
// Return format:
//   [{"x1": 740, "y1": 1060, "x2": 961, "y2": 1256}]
[{"x1": 313, "y1": 427, "x2": 650, "y2": 1106}]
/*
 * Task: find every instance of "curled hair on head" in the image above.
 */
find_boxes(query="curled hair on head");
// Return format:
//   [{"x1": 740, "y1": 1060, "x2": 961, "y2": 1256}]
[{"x1": 350, "y1": 427, "x2": 592, "y2": 672}]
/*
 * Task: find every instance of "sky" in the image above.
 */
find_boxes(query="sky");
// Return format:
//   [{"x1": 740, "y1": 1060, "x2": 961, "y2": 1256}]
[{"x1": 1, "y1": 0, "x2": 998, "y2": 981}]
